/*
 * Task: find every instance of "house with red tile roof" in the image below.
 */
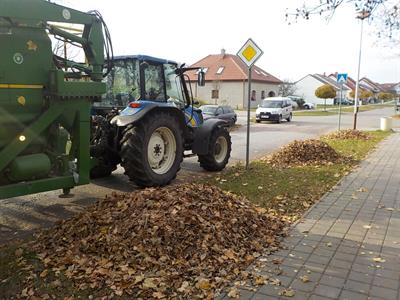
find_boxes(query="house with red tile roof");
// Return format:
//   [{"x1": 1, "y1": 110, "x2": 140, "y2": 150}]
[
  {"x1": 359, "y1": 77, "x2": 384, "y2": 94},
  {"x1": 186, "y1": 49, "x2": 282, "y2": 109},
  {"x1": 380, "y1": 82, "x2": 400, "y2": 95},
  {"x1": 328, "y1": 73, "x2": 384, "y2": 101}
]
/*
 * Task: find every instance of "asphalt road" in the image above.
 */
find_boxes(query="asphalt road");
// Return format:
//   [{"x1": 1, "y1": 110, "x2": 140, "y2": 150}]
[{"x1": 1, "y1": 107, "x2": 398, "y2": 243}]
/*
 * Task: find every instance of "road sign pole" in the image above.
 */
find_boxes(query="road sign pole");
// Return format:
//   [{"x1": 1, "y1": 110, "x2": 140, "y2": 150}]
[
  {"x1": 336, "y1": 73, "x2": 348, "y2": 131},
  {"x1": 338, "y1": 83, "x2": 343, "y2": 131},
  {"x1": 237, "y1": 38, "x2": 263, "y2": 170},
  {"x1": 246, "y1": 66, "x2": 252, "y2": 169}
]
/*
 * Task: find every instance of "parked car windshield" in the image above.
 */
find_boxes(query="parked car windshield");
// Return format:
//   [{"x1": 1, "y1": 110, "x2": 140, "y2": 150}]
[
  {"x1": 261, "y1": 100, "x2": 283, "y2": 108},
  {"x1": 201, "y1": 106, "x2": 218, "y2": 115}
]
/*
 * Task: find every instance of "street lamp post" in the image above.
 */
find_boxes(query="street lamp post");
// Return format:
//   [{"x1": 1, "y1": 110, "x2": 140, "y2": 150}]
[{"x1": 353, "y1": 10, "x2": 370, "y2": 130}]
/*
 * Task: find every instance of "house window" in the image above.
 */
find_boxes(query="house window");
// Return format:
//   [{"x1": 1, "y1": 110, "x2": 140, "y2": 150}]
[
  {"x1": 216, "y1": 66, "x2": 225, "y2": 74},
  {"x1": 212, "y1": 89, "x2": 219, "y2": 99},
  {"x1": 261, "y1": 90, "x2": 265, "y2": 99},
  {"x1": 251, "y1": 90, "x2": 256, "y2": 101},
  {"x1": 268, "y1": 91, "x2": 276, "y2": 97}
]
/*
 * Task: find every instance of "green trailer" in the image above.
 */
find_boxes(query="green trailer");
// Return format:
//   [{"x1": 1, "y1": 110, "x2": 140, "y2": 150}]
[{"x1": 0, "y1": 0, "x2": 111, "y2": 199}]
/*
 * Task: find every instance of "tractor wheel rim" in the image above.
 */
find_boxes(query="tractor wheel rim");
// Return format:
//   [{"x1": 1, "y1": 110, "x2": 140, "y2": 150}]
[
  {"x1": 214, "y1": 136, "x2": 228, "y2": 164},
  {"x1": 147, "y1": 127, "x2": 176, "y2": 174}
]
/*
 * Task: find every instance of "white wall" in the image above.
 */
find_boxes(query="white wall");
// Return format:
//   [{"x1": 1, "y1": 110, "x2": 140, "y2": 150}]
[
  {"x1": 295, "y1": 75, "x2": 334, "y2": 105},
  {"x1": 190, "y1": 81, "x2": 280, "y2": 109},
  {"x1": 394, "y1": 84, "x2": 400, "y2": 95}
]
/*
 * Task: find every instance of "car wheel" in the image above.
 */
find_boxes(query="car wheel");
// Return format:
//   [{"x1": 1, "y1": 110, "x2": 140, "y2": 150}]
[
  {"x1": 277, "y1": 115, "x2": 282, "y2": 124},
  {"x1": 256, "y1": 120, "x2": 261, "y2": 123}
]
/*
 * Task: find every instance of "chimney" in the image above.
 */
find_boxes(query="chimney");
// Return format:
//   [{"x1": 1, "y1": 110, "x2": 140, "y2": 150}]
[{"x1": 221, "y1": 48, "x2": 226, "y2": 57}]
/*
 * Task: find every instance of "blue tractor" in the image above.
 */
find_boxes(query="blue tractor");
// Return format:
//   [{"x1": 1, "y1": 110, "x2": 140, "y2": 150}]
[{"x1": 90, "y1": 55, "x2": 232, "y2": 187}]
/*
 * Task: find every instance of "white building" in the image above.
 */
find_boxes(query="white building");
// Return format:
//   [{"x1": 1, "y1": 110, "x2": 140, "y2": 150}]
[{"x1": 295, "y1": 74, "x2": 350, "y2": 105}]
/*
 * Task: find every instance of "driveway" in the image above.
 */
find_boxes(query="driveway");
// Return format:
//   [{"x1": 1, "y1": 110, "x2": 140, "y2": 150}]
[{"x1": 0, "y1": 108, "x2": 398, "y2": 243}]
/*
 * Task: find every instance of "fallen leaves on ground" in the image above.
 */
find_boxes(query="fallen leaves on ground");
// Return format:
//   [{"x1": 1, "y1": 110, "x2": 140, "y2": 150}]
[
  {"x1": 261, "y1": 139, "x2": 342, "y2": 167},
  {"x1": 299, "y1": 275, "x2": 310, "y2": 283},
  {"x1": 323, "y1": 129, "x2": 371, "y2": 140},
  {"x1": 227, "y1": 287, "x2": 240, "y2": 298},
  {"x1": 24, "y1": 183, "x2": 286, "y2": 299},
  {"x1": 373, "y1": 257, "x2": 386, "y2": 263},
  {"x1": 279, "y1": 288, "x2": 295, "y2": 297}
]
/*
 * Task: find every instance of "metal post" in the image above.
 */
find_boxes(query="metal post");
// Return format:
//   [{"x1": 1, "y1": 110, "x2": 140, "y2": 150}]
[
  {"x1": 246, "y1": 67, "x2": 252, "y2": 169},
  {"x1": 353, "y1": 15, "x2": 365, "y2": 130},
  {"x1": 338, "y1": 83, "x2": 343, "y2": 131}
]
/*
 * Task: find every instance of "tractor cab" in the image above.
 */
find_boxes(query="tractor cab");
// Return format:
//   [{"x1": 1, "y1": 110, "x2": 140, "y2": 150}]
[{"x1": 93, "y1": 55, "x2": 203, "y2": 119}]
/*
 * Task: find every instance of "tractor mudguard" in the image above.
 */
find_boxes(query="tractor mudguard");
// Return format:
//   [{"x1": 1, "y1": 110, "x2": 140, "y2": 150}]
[
  {"x1": 192, "y1": 119, "x2": 228, "y2": 155},
  {"x1": 110, "y1": 103, "x2": 184, "y2": 127},
  {"x1": 110, "y1": 103, "x2": 158, "y2": 127}
]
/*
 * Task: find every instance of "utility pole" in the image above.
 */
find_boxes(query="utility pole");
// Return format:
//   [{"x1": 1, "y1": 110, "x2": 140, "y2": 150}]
[{"x1": 353, "y1": 10, "x2": 370, "y2": 130}]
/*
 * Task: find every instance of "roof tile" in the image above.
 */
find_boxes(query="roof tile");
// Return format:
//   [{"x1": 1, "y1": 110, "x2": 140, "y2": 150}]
[{"x1": 187, "y1": 53, "x2": 281, "y2": 84}]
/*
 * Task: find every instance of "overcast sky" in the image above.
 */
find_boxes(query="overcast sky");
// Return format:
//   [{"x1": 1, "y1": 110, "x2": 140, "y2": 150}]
[{"x1": 57, "y1": 0, "x2": 399, "y2": 84}]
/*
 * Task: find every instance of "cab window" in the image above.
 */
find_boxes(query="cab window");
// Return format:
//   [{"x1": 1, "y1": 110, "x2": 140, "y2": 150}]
[
  {"x1": 102, "y1": 59, "x2": 140, "y2": 107},
  {"x1": 142, "y1": 63, "x2": 166, "y2": 101},
  {"x1": 164, "y1": 63, "x2": 185, "y2": 108}
]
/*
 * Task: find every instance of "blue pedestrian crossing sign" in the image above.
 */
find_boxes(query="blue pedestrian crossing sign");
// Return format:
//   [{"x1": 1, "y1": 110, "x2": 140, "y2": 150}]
[{"x1": 337, "y1": 73, "x2": 348, "y2": 84}]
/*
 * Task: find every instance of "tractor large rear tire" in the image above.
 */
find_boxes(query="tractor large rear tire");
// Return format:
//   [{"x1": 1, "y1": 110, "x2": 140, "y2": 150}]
[
  {"x1": 198, "y1": 126, "x2": 231, "y2": 171},
  {"x1": 120, "y1": 112, "x2": 183, "y2": 187}
]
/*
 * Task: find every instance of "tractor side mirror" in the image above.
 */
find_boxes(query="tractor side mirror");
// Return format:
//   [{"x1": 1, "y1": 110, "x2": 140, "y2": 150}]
[{"x1": 197, "y1": 70, "x2": 205, "y2": 86}]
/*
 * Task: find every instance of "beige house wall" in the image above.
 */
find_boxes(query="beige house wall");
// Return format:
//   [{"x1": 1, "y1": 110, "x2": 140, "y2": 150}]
[{"x1": 190, "y1": 81, "x2": 280, "y2": 109}]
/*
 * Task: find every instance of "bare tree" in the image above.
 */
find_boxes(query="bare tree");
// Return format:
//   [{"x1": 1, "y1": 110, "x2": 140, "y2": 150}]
[
  {"x1": 286, "y1": 0, "x2": 400, "y2": 42},
  {"x1": 278, "y1": 79, "x2": 298, "y2": 97}
]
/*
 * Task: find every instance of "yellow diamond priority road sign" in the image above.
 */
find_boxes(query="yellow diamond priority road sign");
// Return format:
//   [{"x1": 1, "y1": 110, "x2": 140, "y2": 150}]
[{"x1": 237, "y1": 38, "x2": 263, "y2": 68}]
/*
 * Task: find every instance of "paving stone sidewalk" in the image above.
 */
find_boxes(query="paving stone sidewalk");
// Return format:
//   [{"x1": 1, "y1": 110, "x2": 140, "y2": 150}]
[{"x1": 225, "y1": 133, "x2": 400, "y2": 300}]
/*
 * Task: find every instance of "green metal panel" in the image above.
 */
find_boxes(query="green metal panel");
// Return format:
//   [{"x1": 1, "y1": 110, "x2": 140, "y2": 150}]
[
  {"x1": 7, "y1": 153, "x2": 51, "y2": 182},
  {"x1": 0, "y1": 176, "x2": 76, "y2": 200}
]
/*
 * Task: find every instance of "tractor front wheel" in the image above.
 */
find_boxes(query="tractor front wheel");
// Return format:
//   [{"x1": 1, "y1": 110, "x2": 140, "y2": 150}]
[
  {"x1": 120, "y1": 112, "x2": 183, "y2": 187},
  {"x1": 198, "y1": 127, "x2": 231, "y2": 171}
]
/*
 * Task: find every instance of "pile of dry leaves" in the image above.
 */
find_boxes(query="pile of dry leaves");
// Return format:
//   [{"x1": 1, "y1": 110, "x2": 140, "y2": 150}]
[
  {"x1": 262, "y1": 139, "x2": 342, "y2": 167},
  {"x1": 323, "y1": 129, "x2": 371, "y2": 140},
  {"x1": 29, "y1": 183, "x2": 286, "y2": 299}
]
